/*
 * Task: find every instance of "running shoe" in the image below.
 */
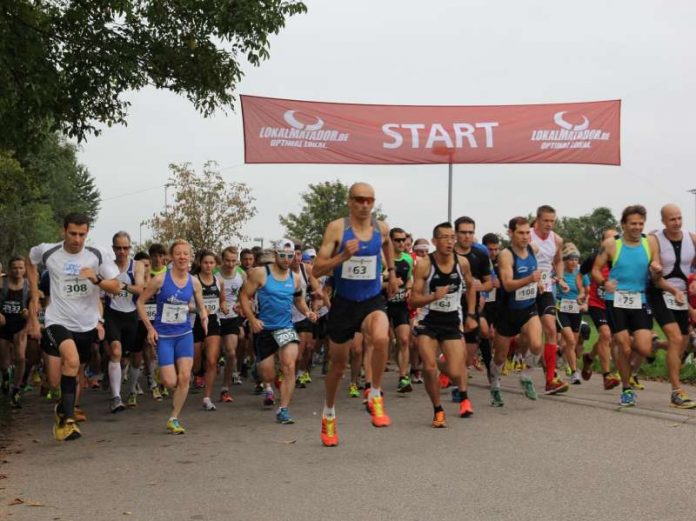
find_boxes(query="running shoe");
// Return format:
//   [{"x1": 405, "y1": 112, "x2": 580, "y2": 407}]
[
  {"x1": 451, "y1": 388, "x2": 463, "y2": 403},
  {"x1": 295, "y1": 375, "x2": 306, "y2": 389},
  {"x1": 629, "y1": 375, "x2": 645, "y2": 390},
  {"x1": 263, "y1": 389, "x2": 275, "y2": 407},
  {"x1": 570, "y1": 372, "x2": 582, "y2": 385},
  {"x1": 253, "y1": 382, "x2": 264, "y2": 395},
  {"x1": 202, "y1": 398, "x2": 217, "y2": 411},
  {"x1": 620, "y1": 389, "x2": 636, "y2": 407},
  {"x1": 53, "y1": 418, "x2": 81, "y2": 441},
  {"x1": 603, "y1": 374, "x2": 620, "y2": 390},
  {"x1": 520, "y1": 376, "x2": 538, "y2": 400},
  {"x1": 276, "y1": 407, "x2": 295, "y2": 424},
  {"x1": 160, "y1": 386, "x2": 169, "y2": 398},
  {"x1": 411, "y1": 370, "x2": 423, "y2": 384},
  {"x1": 581, "y1": 353, "x2": 594, "y2": 381},
  {"x1": 135, "y1": 382, "x2": 144, "y2": 395},
  {"x1": 544, "y1": 378, "x2": 569, "y2": 395},
  {"x1": 490, "y1": 388, "x2": 504, "y2": 407},
  {"x1": 166, "y1": 418, "x2": 185, "y2": 434},
  {"x1": 459, "y1": 398, "x2": 474, "y2": 418},
  {"x1": 127, "y1": 393, "x2": 137, "y2": 408},
  {"x1": 110, "y1": 396, "x2": 126, "y2": 414},
  {"x1": 10, "y1": 389, "x2": 21, "y2": 409},
  {"x1": 397, "y1": 376, "x2": 412, "y2": 393},
  {"x1": 151, "y1": 386, "x2": 162, "y2": 401},
  {"x1": 670, "y1": 389, "x2": 696, "y2": 409},
  {"x1": 369, "y1": 396, "x2": 391, "y2": 427},
  {"x1": 432, "y1": 409, "x2": 447, "y2": 428},
  {"x1": 31, "y1": 369, "x2": 42, "y2": 386},
  {"x1": 220, "y1": 390, "x2": 233, "y2": 403},
  {"x1": 232, "y1": 374, "x2": 243, "y2": 385},
  {"x1": 194, "y1": 376, "x2": 205, "y2": 389},
  {"x1": 502, "y1": 360, "x2": 512, "y2": 376},
  {"x1": 302, "y1": 371, "x2": 312, "y2": 384},
  {"x1": 321, "y1": 416, "x2": 338, "y2": 446},
  {"x1": 438, "y1": 373, "x2": 451, "y2": 389},
  {"x1": 348, "y1": 383, "x2": 360, "y2": 398},
  {"x1": 73, "y1": 406, "x2": 87, "y2": 422}
]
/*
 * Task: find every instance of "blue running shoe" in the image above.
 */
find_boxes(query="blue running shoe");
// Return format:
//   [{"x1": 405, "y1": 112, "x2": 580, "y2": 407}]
[
  {"x1": 276, "y1": 407, "x2": 295, "y2": 424},
  {"x1": 620, "y1": 389, "x2": 636, "y2": 407}
]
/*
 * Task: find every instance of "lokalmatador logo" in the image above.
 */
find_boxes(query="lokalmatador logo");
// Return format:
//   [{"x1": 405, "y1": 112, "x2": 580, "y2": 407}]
[
  {"x1": 530, "y1": 111, "x2": 611, "y2": 150},
  {"x1": 257, "y1": 110, "x2": 349, "y2": 149}
]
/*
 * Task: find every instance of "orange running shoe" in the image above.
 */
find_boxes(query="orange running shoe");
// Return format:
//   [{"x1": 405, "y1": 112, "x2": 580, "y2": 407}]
[
  {"x1": 459, "y1": 398, "x2": 474, "y2": 418},
  {"x1": 321, "y1": 416, "x2": 338, "y2": 447},
  {"x1": 432, "y1": 409, "x2": 447, "y2": 428},
  {"x1": 370, "y1": 396, "x2": 391, "y2": 427},
  {"x1": 438, "y1": 373, "x2": 451, "y2": 388}
]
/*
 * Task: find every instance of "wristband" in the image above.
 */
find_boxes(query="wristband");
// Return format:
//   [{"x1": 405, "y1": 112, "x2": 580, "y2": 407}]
[{"x1": 387, "y1": 267, "x2": 395, "y2": 272}]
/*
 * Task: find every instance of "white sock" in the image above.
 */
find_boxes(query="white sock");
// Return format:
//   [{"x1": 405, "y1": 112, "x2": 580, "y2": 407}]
[
  {"x1": 203, "y1": 396, "x2": 212, "y2": 404},
  {"x1": 220, "y1": 386, "x2": 229, "y2": 392},
  {"x1": 148, "y1": 360, "x2": 158, "y2": 388},
  {"x1": 108, "y1": 361, "x2": 122, "y2": 398},
  {"x1": 323, "y1": 405, "x2": 336, "y2": 418},
  {"x1": 128, "y1": 365, "x2": 141, "y2": 395},
  {"x1": 369, "y1": 387, "x2": 381, "y2": 399}
]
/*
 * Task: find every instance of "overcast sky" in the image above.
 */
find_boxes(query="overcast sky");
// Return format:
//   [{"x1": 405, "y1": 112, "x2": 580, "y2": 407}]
[{"x1": 78, "y1": 0, "x2": 696, "y2": 251}]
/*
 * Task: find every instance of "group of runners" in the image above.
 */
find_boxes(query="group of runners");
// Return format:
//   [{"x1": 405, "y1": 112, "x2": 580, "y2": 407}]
[{"x1": 1, "y1": 182, "x2": 696, "y2": 447}]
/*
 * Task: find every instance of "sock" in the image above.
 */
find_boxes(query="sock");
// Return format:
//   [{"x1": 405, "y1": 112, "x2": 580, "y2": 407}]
[
  {"x1": 460, "y1": 389, "x2": 468, "y2": 400},
  {"x1": 128, "y1": 365, "x2": 141, "y2": 395},
  {"x1": 168, "y1": 416, "x2": 177, "y2": 422},
  {"x1": 622, "y1": 386, "x2": 631, "y2": 392},
  {"x1": 108, "y1": 361, "x2": 122, "y2": 398},
  {"x1": 148, "y1": 360, "x2": 158, "y2": 388},
  {"x1": 479, "y1": 338, "x2": 492, "y2": 375},
  {"x1": 433, "y1": 404, "x2": 444, "y2": 413},
  {"x1": 323, "y1": 405, "x2": 336, "y2": 418},
  {"x1": 364, "y1": 382, "x2": 371, "y2": 390},
  {"x1": 490, "y1": 363, "x2": 502, "y2": 389},
  {"x1": 369, "y1": 387, "x2": 381, "y2": 399},
  {"x1": 60, "y1": 375, "x2": 77, "y2": 420},
  {"x1": 522, "y1": 353, "x2": 540, "y2": 379},
  {"x1": 603, "y1": 372, "x2": 610, "y2": 378},
  {"x1": 543, "y1": 344, "x2": 557, "y2": 384},
  {"x1": 220, "y1": 386, "x2": 229, "y2": 392},
  {"x1": 263, "y1": 383, "x2": 272, "y2": 391}
]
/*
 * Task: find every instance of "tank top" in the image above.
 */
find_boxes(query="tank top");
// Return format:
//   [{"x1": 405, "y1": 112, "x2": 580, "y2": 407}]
[
  {"x1": 530, "y1": 228, "x2": 557, "y2": 292},
  {"x1": 218, "y1": 270, "x2": 243, "y2": 319},
  {"x1": 557, "y1": 270, "x2": 580, "y2": 301},
  {"x1": 388, "y1": 252, "x2": 413, "y2": 304},
  {"x1": 257, "y1": 265, "x2": 295, "y2": 330},
  {"x1": 291, "y1": 264, "x2": 310, "y2": 323},
  {"x1": 655, "y1": 230, "x2": 695, "y2": 292},
  {"x1": 589, "y1": 265, "x2": 609, "y2": 309},
  {"x1": 0, "y1": 286, "x2": 27, "y2": 326},
  {"x1": 605, "y1": 237, "x2": 651, "y2": 301},
  {"x1": 106, "y1": 259, "x2": 136, "y2": 313},
  {"x1": 197, "y1": 274, "x2": 221, "y2": 317},
  {"x1": 416, "y1": 253, "x2": 463, "y2": 327},
  {"x1": 333, "y1": 216, "x2": 383, "y2": 302},
  {"x1": 503, "y1": 245, "x2": 538, "y2": 310},
  {"x1": 154, "y1": 271, "x2": 194, "y2": 337}
]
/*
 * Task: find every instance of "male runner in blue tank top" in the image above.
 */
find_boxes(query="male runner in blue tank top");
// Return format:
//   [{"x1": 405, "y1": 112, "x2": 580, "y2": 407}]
[
  {"x1": 592, "y1": 205, "x2": 662, "y2": 407},
  {"x1": 313, "y1": 182, "x2": 399, "y2": 446},
  {"x1": 239, "y1": 239, "x2": 317, "y2": 424}
]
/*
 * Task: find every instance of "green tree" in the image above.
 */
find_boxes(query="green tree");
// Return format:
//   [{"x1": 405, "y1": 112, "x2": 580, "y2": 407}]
[
  {"x1": 279, "y1": 180, "x2": 387, "y2": 248},
  {"x1": 148, "y1": 161, "x2": 257, "y2": 252},
  {"x1": 0, "y1": 132, "x2": 101, "y2": 263},
  {"x1": 1, "y1": 0, "x2": 307, "y2": 151},
  {"x1": 555, "y1": 207, "x2": 618, "y2": 256}
]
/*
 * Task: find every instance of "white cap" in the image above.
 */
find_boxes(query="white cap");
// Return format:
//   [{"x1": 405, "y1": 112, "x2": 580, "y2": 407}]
[
  {"x1": 274, "y1": 238, "x2": 294, "y2": 252},
  {"x1": 302, "y1": 248, "x2": 317, "y2": 257}
]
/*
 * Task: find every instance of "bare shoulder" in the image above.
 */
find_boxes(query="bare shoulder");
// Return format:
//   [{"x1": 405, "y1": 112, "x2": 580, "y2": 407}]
[{"x1": 498, "y1": 249, "x2": 513, "y2": 265}]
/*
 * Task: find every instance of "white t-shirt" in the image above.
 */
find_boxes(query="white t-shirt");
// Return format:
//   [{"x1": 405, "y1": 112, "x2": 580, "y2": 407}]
[{"x1": 30, "y1": 242, "x2": 119, "y2": 332}]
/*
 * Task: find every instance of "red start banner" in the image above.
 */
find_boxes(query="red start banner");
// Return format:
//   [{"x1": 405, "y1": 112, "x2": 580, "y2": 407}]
[{"x1": 241, "y1": 95, "x2": 621, "y2": 165}]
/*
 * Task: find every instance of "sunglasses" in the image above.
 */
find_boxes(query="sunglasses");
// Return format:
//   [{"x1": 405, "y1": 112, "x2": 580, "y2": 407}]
[
  {"x1": 351, "y1": 196, "x2": 375, "y2": 205},
  {"x1": 392, "y1": 238, "x2": 407, "y2": 243},
  {"x1": 457, "y1": 230, "x2": 475, "y2": 235},
  {"x1": 276, "y1": 252, "x2": 294, "y2": 259},
  {"x1": 113, "y1": 246, "x2": 131, "y2": 250}
]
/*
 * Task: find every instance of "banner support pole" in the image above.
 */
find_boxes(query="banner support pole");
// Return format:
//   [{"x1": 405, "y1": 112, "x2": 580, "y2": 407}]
[{"x1": 447, "y1": 161, "x2": 453, "y2": 223}]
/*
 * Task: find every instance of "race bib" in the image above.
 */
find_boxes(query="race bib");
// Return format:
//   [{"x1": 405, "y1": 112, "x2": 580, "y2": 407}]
[
  {"x1": 559, "y1": 298, "x2": 580, "y2": 314},
  {"x1": 597, "y1": 286, "x2": 606, "y2": 299},
  {"x1": 115, "y1": 288, "x2": 129, "y2": 300},
  {"x1": 145, "y1": 304, "x2": 157, "y2": 321},
  {"x1": 341, "y1": 256, "x2": 377, "y2": 281},
  {"x1": 614, "y1": 291, "x2": 641, "y2": 310},
  {"x1": 428, "y1": 291, "x2": 459, "y2": 312},
  {"x1": 161, "y1": 303, "x2": 189, "y2": 324},
  {"x1": 663, "y1": 292, "x2": 688, "y2": 311},
  {"x1": 60, "y1": 276, "x2": 91, "y2": 300},
  {"x1": 540, "y1": 270, "x2": 552, "y2": 291},
  {"x1": 272, "y1": 327, "x2": 299, "y2": 348},
  {"x1": 203, "y1": 296, "x2": 219, "y2": 314},
  {"x1": 485, "y1": 288, "x2": 497, "y2": 303},
  {"x1": 515, "y1": 283, "x2": 538, "y2": 301},
  {"x1": 1, "y1": 301, "x2": 21, "y2": 315},
  {"x1": 389, "y1": 288, "x2": 407, "y2": 303}
]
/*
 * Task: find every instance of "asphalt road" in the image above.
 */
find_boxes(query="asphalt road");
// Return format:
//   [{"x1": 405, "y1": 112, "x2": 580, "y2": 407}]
[{"x1": 2, "y1": 365, "x2": 696, "y2": 521}]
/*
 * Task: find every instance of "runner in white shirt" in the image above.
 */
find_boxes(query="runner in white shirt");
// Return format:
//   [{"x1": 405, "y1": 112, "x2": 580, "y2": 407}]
[
  {"x1": 218, "y1": 246, "x2": 246, "y2": 402},
  {"x1": 26, "y1": 213, "x2": 120, "y2": 441}
]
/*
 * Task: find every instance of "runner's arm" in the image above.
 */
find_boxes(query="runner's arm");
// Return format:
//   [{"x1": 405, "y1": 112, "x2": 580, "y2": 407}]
[
  {"x1": 239, "y1": 268, "x2": 264, "y2": 329},
  {"x1": 498, "y1": 250, "x2": 537, "y2": 292},
  {"x1": 591, "y1": 239, "x2": 616, "y2": 290},
  {"x1": 312, "y1": 220, "x2": 348, "y2": 277},
  {"x1": 409, "y1": 257, "x2": 441, "y2": 308},
  {"x1": 136, "y1": 274, "x2": 164, "y2": 332},
  {"x1": 192, "y1": 277, "x2": 208, "y2": 323},
  {"x1": 25, "y1": 254, "x2": 41, "y2": 339}
]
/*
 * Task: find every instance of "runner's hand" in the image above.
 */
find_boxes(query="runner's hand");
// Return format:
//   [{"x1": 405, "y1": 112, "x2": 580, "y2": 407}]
[
  {"x1": 97, "y1": 322, "x2": 105, "y2": 341},
  {"x1": 306, "y1": 311, "x2": 318, "y2": 323},
  {"x1": 220, "y1": 302, "x2": 230, "y2": 316},
  {"x1": 558, "y1": 279, "x2": 569, "y2": 293},
  {"x1": 201, "y1": 315, "x2": 208, "y2": 336},
  {"x1": 79, "y1": 267, "x2": 98, "y2": 283},
  {"x1": 604, "y1": 279, "x2": 617, "y2": 293},
  {"x1": 147, "y1": 326, "x2": 158, "y2": 345},
  {"x1": 250, "y1": 318, "x2": 264, "y2": 333},
  {"x1": 463, "y1": 316, "x2": 477, "y2": 332},
  {"x1": 433, "y1": 285, "x2": 449, "y2": 300},
  {"x1": 530, "y1": 270, "x2": 541, "y2": 283},
  {"x1": 674, "y1": 290, "x2": 686, "y2": 306},
  {"x1": 649, "y1": 261, "x2": 663, "y2": 277},
  {"x1": 0, "y1": 313, "x2": 4, "y2": 327},
  {"x1": 341, "y1": 239, "x2": 360, "y2": 259}
]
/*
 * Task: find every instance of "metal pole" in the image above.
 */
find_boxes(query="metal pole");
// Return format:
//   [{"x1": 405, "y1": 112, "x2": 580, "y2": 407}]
[
  {"x1": 689, "y1": 189, "x2": 696, "y2": 230},
  {"x1": 447, "y1": 161, "x2": 453, "y2": 223}
]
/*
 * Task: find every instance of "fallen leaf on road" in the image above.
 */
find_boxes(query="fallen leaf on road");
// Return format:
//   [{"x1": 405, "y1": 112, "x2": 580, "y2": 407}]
[
  {"x1": 275, "y1": 439, "x2": 297, "y2": 444},
  {"x1": 27, "y1": 500, "x2": 45, "y2": 507},
  {"x1": 9, "y1": 498, "x2": 24, "y2": 505},
  {"x1": 0, "y1": 474, "x2": 6, "y2": 479},
  {"x1": 32, "y1": 439, "x2": 39, "y2": 443},
  {"x1": 123, "y1": 512, "x2": 133, "y2": 515}
]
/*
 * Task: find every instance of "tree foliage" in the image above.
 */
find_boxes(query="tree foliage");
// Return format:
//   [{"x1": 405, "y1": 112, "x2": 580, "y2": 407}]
[
  {"x1": 1, "y1": 0, "x2": 307, "y2": 152},
  {"x1": 148, "y1": 162, "x2": 256, "y2": 252},
  {"x1": 0, "y1": 132, "x2": 101, "y2": 263},
  {"x1": 554, "y1": 207, "x2": 618, "y2": 256},
  {"x1": 279, "y1": 180, "x2": 387, "y2": 248}
]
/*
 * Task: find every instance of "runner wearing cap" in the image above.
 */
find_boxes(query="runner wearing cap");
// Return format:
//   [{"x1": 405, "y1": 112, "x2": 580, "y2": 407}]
[{"x1": 556, "y1": 243, "x2": 586, "y2": 385}]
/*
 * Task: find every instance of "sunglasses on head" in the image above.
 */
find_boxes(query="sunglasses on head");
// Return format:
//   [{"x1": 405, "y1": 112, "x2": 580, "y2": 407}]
[{"x1": 351, "y1": 196, "x2": 375, "y2": 205}]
